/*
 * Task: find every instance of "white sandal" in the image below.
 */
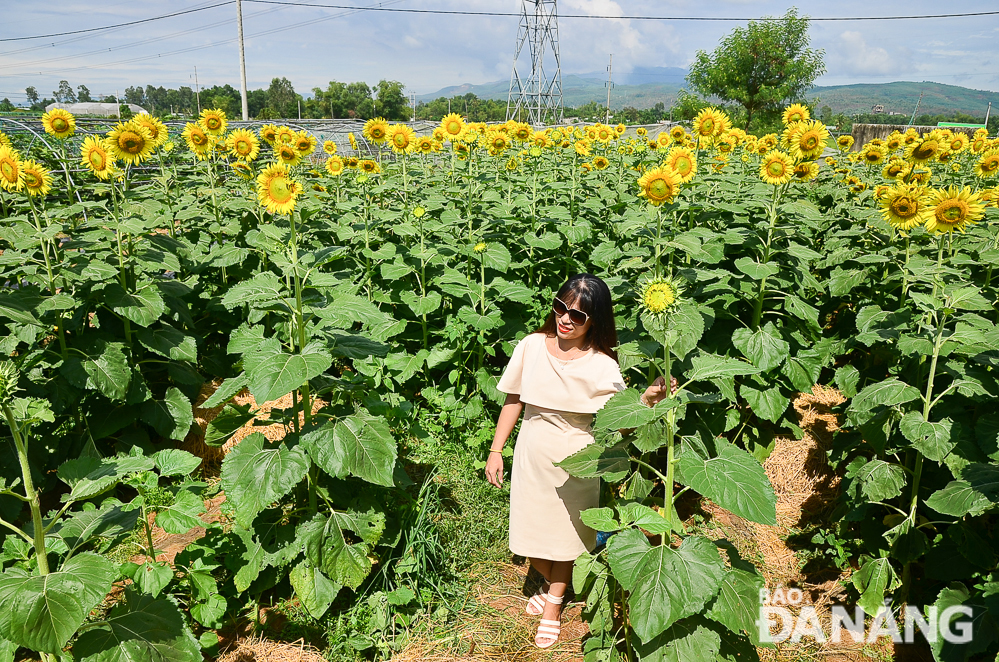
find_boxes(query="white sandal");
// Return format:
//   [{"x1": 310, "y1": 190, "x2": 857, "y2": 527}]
[
  {"x1": 535, "y1": 593, "x2": 563, "y2": 649},
  {"x1": 525, "y1": 581, "x2": 550, "y2": 616}
]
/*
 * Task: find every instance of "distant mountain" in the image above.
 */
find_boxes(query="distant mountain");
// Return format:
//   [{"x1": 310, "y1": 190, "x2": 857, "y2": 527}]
[{"x1": 419, "y1": 72, "x2": 996, "y2": 119}]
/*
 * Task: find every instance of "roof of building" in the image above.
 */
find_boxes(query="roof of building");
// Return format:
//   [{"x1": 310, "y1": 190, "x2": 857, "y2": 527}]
[{"x1": 45, "y1": 102, "x2": 148, "y2": 117}]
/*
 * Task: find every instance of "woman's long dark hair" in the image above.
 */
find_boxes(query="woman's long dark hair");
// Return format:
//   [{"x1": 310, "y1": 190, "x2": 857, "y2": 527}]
[{"x1": 535, "y1": 274, "x2": 618, "y2": 361}]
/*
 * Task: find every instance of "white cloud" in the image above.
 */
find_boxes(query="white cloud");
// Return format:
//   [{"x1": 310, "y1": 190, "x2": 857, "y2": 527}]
[{"x1": 835, "y1": 30, "x2": 909, "y2": 76}]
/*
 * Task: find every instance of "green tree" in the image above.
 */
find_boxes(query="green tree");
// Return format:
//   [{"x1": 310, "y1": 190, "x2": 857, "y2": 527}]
[
  {"x1": 374, "y1": 80, "x2": 408, "y2": 120},
  {"x1": 25, "y1": 86, "x2": 38, "y2": 106},
  {"x1": 0, "y1": 98, "x2": 14, "y2": 112},
  {"x1": 77, "y1": 85, "x2": 93, "y2": 102},
  {"x1": 266, "y1": 77, "x2": 298, "y2": 118},
  {"x1": 54, "y1": 80, "x2": 76, "y2": 104},
  {"x1": 686, "y1": 8, "x2": 825, "y2": 131}
]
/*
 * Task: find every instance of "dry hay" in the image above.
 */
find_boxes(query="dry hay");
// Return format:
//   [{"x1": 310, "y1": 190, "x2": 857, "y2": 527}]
[
  {"x1": 182, "y1": 380, "x2": 325, "y2": 475},
  {"x1": 391, "y1": 560, "x2": 588, "y2": 662},
  {"x1": 217, "y1": 635, "x2": 325, "y2": 662}
]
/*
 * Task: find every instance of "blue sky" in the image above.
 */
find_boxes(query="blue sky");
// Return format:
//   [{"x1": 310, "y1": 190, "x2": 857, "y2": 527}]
[{"x1": 1, "y1": 0, "x2": 997, "y2": 105}]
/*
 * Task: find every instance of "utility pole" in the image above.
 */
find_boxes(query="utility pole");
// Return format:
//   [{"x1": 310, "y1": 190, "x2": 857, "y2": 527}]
[
  {"x1": 410, "y1": 92, "x2": 416, "y2": 121},
  {"x1": 605, "y1": 53, "x2": 613, "y2": 124},
  {"x1": 236, "y1": 0, "x2": 249, "y2": 120},
  {"x1": 193, "y1": 66, "x2": 201, "y2": 114},
  {"x1": 116, "y1": 89, "x2": 121, "y2": 119},
  {"x1": 298, "y1": 98, "x2": 302, "y2": 120}
]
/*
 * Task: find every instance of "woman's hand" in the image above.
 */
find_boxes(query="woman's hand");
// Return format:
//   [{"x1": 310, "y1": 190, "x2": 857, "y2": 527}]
[
  {"x1": 485, "y1": 452, "x2": 505, "y2": 488},
  {"x1": 642, "y1": 375, "x2": 679, "y2": 407}
]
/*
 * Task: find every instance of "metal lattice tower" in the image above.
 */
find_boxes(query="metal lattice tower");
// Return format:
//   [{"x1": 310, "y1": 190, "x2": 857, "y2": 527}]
[{"x1": 506, "y1": 0, "x2": 563, "y2": 126}]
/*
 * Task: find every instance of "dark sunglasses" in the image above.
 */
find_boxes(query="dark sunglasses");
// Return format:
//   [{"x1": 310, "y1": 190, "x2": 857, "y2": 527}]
[{"x1": 553, "y1": 297, "x2": 589, "y2": 326}]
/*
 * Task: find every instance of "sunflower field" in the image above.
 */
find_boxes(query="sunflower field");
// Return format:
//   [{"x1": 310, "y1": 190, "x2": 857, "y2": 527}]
[{"x1": 0, "y1": 101, "x2": 998, "y2": 662}]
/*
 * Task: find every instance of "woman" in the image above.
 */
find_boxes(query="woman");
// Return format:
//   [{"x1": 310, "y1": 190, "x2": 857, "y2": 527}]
[{"x1": 484, "y1": 273, "x2": 672, "y2": 649}]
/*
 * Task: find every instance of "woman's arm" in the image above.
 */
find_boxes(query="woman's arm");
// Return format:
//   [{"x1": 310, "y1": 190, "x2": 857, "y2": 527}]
[{"x1": 485, "y1": 393, "x2": 523, "y2": 487}]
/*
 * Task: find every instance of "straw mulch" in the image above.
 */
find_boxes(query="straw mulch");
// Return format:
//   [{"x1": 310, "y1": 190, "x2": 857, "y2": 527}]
[{"x1": 217, "y1": 635, "x2": 325, "y2": 662}]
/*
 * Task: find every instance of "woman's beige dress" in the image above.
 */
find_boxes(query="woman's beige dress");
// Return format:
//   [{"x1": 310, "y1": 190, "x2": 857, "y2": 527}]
[{"x1": 497, "y1": 333, "x2": 626, "y2": 561}]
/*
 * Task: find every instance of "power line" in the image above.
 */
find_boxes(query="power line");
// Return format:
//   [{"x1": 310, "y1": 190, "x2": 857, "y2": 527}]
[
  {"x1": 0, "y1": 2, "x2": 236, "y2": 42},
  {"x1": 242, "y1": 1, "x2": 999, "y2": 22}
]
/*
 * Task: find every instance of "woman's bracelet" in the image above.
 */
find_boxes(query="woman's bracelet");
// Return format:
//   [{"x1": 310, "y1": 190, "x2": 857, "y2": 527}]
[{"x1": 489, "y1": 448, "x2": 503, "y2": 454}]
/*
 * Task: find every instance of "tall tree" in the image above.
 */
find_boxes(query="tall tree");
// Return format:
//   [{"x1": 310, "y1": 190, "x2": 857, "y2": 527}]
[
  {"x1": 374, "y1": 80, "x2": 408, "y2": 120},
  {"x1": 77, "y1": 85, "x2": 92, "y2": 102},
  {"x1": 266, "y1": 77, "x2": 298, "y2": 118},
  {"x1": 53, "y1": 80, "x2": 76, "y2": 104},
  {"x1": 124, "y1": 86, "x2": 146, "y2": 107},
  {"x1": 686, "y1": 8, "x2": 825, "y2": 131},
  {"x1": 25, "y1": 87, "x2": 39, "y2": 106}
]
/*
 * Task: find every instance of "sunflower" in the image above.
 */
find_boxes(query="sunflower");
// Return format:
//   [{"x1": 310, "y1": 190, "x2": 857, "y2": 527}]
[
  {"x1": 636, "y1": 127, "x2": 648, "y2": 138},
  {"x1": 782, "y1": 103, "x2": 810, "y2": 125},
  {"x1": 906, "y1": 137, "x2": 941, "y2": 163},
  {"x1": 0, "y1": 131, "x2": 10, "y2": 148},
  {"x1": 616, "y1": 123, "x2": 626, "y2": 135},
  {"x1": 837, "y1": 135, "x2": 855, "y2": 152},
  {"x1": 256, "y1": 163, "x2": 300, "y2": 215},
  {"x1": 359, "y1": 159, "x2": 380, "y2": 174},
  {"x1": 345, "y1": 157, "x2": 359, "y2": 169},
  {"x1": 132, "y1": 115, "x2": 168, "y2": 147},
  {"x1": 574, "y1": 139, "x2": 592, "y2": 157},
  {"x1": 694, "y1": 107, "x2": 727, "y2": 141},
  {"x1": 581, "y1": 162, "x2": 592, "y2": 172},
  {"x1": 925, "y1": 186, "x2": 986, "y2": 234},
  {"x1": 260, "y1": 124, "x2": 279, "y2": 145},
  {"x1": 668, "y1": 125, "x2": 685, "y2": 143},
  {"x1": 41, "y1": 108, "x2": 76, "y2": 140},
  {"x1": 454, "y1": 143, "x2": 470, "y2": 160},
  {"x1": 902, "y1": 130, "x2": 919, "y2": 146},
  {"x1": 227, "y1": 129, "x2": 260, "y2": 162},
  {"x1": 387, "y1": 124, "x2": 416, "y2": 153},
  {"x1": 974, "y1": 151, "x2": 999, "y2": 179},
  {"x1": 824, "y1": 156, "x2": 837, "y2": 167},
  {"x1": 325, "y1": 155, "x2": 344, "y2": 177},
  {"x1": 0, "y1": 146, "x2": 22, "y2": 192},
  {"x1": 595, "y1": 124, "x2": 614, "y2": 142},
  {"x1": 970, "y1": 136, "x2": 989, "y2": 154},
  {"x1": 362, "y1": 117, "x2": 389, "y2": 144},
  {"x1": 793, "y1": 161, "x2": 819, "y2": 181},
  {"x1": 349, "y1": 132, "x2": 360, "y2": 151},
  {"x1": 592, "y1": 155, "x2": 610, "y2": 170},
  {"x1": 861, "y1": 144, "x2": 887, "y2": 165},
  {"x1": 760, "y1": 150, "x2": 794, "y2": 186},
  {"x1": 413, "y1": 136, "x2": 435, "y2": 154},
  {"x1": 199, "y1": 108, "x2": 227, "y2": 136},
  {"x1": 637, "y1": 165, "x2": 682, "y2": 206},
  {"x1": 290, "y1": 132, "x2": 315, "y2": 157},
  {"x1": 637, "y1": 274, "x2": 683, "y2": 317},
  {"x1": 231, "y1": 161, "x2": 254, "y2": 180},
  {"x1": 874, "y1": 184, "x2": 890, "y2": 200},
  {"x1": 183, "y1": 122, "x2": 212, "y2": 159},
  {"x1": 654, "y1": 131, "x2": 672, "y2": 150},
  {"x1": 505, "y1": 157, "x2": 519, "y2": 172},
  {"x1": 275, "y1": 126, "x2": 296, "y2": 145},
  {"x1": 980, "y1": 187, "x2": 999, "y2": 207},
  {"x1": 19, "y1": 160, "x2": 52, "y2": 197},
  {"x1": 947, "y1": 134, "x2": 969, "y2": 154},
  {"x1": 513, "y1": 123, "x2": 533, "y2": 142},
  {"x1": 106, "y1": 121, "x2": 154, "y2": 165},
  {"x1": 884, "y1": 133, "x2": 904, "y2": 153},
  {"x1": 275, "y1": 142, "x2": 302, "y2": 167},
  {"x1": 532, "y1": 133, "x2": 550, "y2": 149},
  {"x1": 486, "y1": 131, "x2": 509, "y2": 155},
  {"x1": 879, "y1": 183, "x2": 931, "y2": 232},
  {"x1": 664, "y1": 146, "x2": 697, "y2": 184},
  {"x1": 322, "y1": 140, "x2": 337, "y2": 155},
  {"x1": 716, "y1": 134, "x2": 737, "y2": 155},
  {"x1": 883, "y1": 158, "x2": 908, "y2": 179},
  {"x1": 909, "y1": 168, "x2": 932, "y2": 185},
  {"x1": 788, "y1": 120, "x2": 829, "y2": 161},
  {"x1": 80, "y1": 136, "x2": 115, "y2": 179}
]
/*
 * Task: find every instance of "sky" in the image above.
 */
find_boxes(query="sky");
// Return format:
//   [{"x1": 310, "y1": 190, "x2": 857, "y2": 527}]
[{"x1": 1, "y1": 0, "x2": 997, "y2": 106}]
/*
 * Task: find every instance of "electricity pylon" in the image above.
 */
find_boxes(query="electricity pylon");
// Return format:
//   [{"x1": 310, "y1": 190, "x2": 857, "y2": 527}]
[{"x1": 506, "y1": 0, "x2": 563, "y2": 126}]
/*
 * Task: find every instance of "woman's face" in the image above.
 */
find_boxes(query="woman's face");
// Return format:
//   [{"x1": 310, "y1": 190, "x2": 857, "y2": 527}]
[{"x1": 555, "y1": 294, "x2": 593, "y2": 341}]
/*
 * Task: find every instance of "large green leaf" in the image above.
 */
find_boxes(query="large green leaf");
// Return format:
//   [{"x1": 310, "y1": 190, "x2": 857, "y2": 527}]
[
  {"x1": 849, "y1": 378, "x2": 920, "y2": 414},
  {"x1": 678, "y1": 437, "x2": 776, "y2": 526},
  {"x1": 555, "y1": 439, "x2": 631, "y2": 481},
  {"x1": 154, "y1": 488, "x2": 206, "y2": 534},
  {"x1": 204, "y1": 403, "x2": 255, "y2": 448},
  {"x1": 731, "y1": 323, "x2": 788, "y2": 372},
  {"x1": 289, "y1": 561, "x2": 341, "y2": 619},
  {"x1": 706, "y1": 565, "x2": 766, "y2": 645},
  {"x1": 220, "y1": 271, "x2": 286, "y2": 310},
  {"x1": 0, "y1": 552, "x2": 115, "y2": 654},
  {"x1": 301, "y1": 410, "x2": 397, "y2": 487},
  {"x1": 925, "y1": 480, "x2": 992, "y2": 517},
  {"x1": 606, "y1": 528, "x2": 650, "y2": 591},
  {"x1": 219, "y1": 433, "x2": 310, "y2": 527},
  {"x1": 140, "y1": 387, "x2": 194, "y2": 441},
  {"x1": 297, "y1": 511, "x2": 384, "y2": 589},
  {"x1": 151, "y1": 449, "x2": 201, "y2": 477},
  {"x1": 136, "y1": 324, "x2": 197, "y2": 362},
  {"x1": 54, "y1": 503, "x2": 139, "y2": 555},
  {"x1": 741, "y1": 383, "x2": 789, "y2": 424},
  {"x1": 854, "y1": 459, "x2": 907, "y2": 502},
  {"x1": 628, "y1": 535, "x2": 726, "y2": 641},
  {"x1": 201, "y1": 374, "x2": 248, "y2": 409},
  {"x1": 62, "y1": 341, "x2": 131, "y2": 401},
  {"x1": 899, "y1": 412, "x2": 956, "y2": 462},
  {"x1": 594, "y1": 389, "x2": 659, "y2": 430},
  {"x1": 104, "y1": 283, "x2": 165, "y2": 327},
  {"x1": 244, "y1": 339, "x2": 332, "y2": 403},
  {"x1": 633, "y1": 616, "x2": 724, "y2": 662},
  {"x1": 63, "y1": 455, "x2": 156, "y2": 502},
  {"x1": 72, "y1": 590, "x2": 200, "y2": 662},
  {"x1": 687, "y1": 354, "x2": 761, "y2": 382},
  {"x1": 851, "y1": 556, "x2": 899, "y2": 616}
]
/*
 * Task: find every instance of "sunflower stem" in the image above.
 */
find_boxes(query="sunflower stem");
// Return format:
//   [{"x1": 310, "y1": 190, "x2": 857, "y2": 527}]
[{"x1": 751, "y1": 185, "x2": 782, "y2": 330}]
